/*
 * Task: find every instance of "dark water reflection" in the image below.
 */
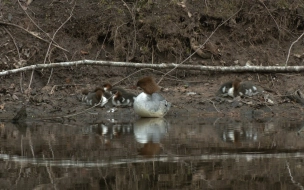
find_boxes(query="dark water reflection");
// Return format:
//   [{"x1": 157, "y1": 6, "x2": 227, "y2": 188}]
[{"x1": 1, "y1": 116, "x2": 304, "y2": 189}]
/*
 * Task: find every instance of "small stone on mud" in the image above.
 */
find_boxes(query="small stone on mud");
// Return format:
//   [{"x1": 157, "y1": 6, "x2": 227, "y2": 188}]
[
  {"x1": 245, "y1": 60, "x2": 253, "y2": 66},
  {"x1": 0, "y1": 88, "x2": 7, "y2": 94},
  {"x1": 12, "y1": 105, "x2": 27, "y2": 123},
  {"x1": 231, "y1": 101, "x2": 242, "y2": 108},
  {"x1": 31, "y1": 89, "x2": 37, "y2": 95},
  {"x1": 162, "y1": 88, "x2": 169, "y2": 92},
  {"x1": 9, "y1": 84, "x2": 15, "y2": 89},
  {"x1": 12, "y1": 94, "x2": 18, "y2": 100},
  {"x1": 5, "y1": 94, "x2": 11, "y2": 100},
  {"x1": 187, "y1": 92, "x2": 197, "y2": 96}
]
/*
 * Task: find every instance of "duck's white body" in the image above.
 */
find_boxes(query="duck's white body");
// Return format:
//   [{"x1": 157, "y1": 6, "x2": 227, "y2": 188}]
[{"x1": 133, "y1": 92, "x2": 171, "y2": 118}]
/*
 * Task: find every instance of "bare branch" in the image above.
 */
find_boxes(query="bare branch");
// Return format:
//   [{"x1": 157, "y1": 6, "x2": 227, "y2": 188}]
[
  {"x1": 0, "y1": 21, "x2": 68, "y2": 52},
  {"x1": 4, "y1": 27, "x2": 24, "y2": 93},
  {"x1": 17, "y1": 0, "x2": 65, "y2": 49},
  {"x1": 1, "y1": 60, "x2": 304, "y2": 77},
  {"x1": 285, "y1": 30, "x2": 304, "y2": 66},
  {"x1": 44, "y1": 4, "x2": 75, "y2": 85}
]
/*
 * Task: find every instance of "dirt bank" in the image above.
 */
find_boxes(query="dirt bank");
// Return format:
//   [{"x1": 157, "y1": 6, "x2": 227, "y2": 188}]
[{"x1": 1, "y1": 0, "x2": 304, "y2": 120}]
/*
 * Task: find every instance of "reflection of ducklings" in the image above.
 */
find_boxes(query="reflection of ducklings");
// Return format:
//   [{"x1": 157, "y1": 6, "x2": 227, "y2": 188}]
[
  {"x1": 222, "y1": 124, "x2": 244, "y2": 144},
  {"x1": 222, "y1": 123, "x2": 258, "y2": 144}
]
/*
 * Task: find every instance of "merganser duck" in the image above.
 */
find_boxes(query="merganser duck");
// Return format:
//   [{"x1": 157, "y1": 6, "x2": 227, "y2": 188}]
[
  {"x1": 111, "y1": 90, "x2": 136, "y2": 107},
  {"x1": 133, "y1": 77, "x2": 171, "y2": 117},
  {"x1": 81, "y1": 88, "x2": 110, "y2": 107},
  {"x1": 217, "y1": 78, "x2": 263, "y2": 98}
]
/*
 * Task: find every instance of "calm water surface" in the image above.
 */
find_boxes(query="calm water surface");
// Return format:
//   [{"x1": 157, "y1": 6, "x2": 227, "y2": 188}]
[{"x1": 1, "y1": 115, "x2": 304, "y2": 190}]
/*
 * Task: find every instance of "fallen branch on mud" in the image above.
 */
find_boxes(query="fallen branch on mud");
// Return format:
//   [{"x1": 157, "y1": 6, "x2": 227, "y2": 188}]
[{"x1": 1, "y1": 60, "x2": 304, "y2": 76}]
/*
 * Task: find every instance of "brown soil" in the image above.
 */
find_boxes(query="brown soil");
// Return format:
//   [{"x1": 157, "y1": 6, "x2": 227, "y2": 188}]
[{"x1": 1, "y1": 0, "x2": 304, "y2": 121}]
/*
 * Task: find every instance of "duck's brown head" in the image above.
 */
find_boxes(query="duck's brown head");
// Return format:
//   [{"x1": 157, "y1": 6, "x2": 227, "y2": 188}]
[
  {"x1": 232, "y1": 78, "x2": 242, "y2": 96},
  {"x1": 95, "y1": 89, "x2": 104, "y2": 101},
  {"x1": 113, "y1": 90, "x2": 122, "y2": 100},
  {"x1": 103, "y1": 83, "x2": 112, "y2": 92},
  {"x1": 136, "y1": 76, "x2": 160, "y2": 95}
]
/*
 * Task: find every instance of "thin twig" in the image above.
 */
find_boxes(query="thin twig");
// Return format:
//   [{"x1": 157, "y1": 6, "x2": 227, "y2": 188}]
[
  {"x1": 259, "y1": 0, "x2": 281, "y2": 33},
  {"x1": 201, "y1": 99, "x2": 221, "y2": 113},
  {"x1": 95, "y1": 24, "x2": 111, "y2": 60},
  {"x1": 45, "y1": 4, "x2": 75, "y2": 85},
  {"x1": 259, "y1": 0, "x2": 294, "y2": 37},
  {"x1": 4, "y1": 27, "x2": 24, "y2": 93},
  {"x1": 285, "y1": 30, "x2": 304, "y2": 66},
  {"x1": 112, "y1": 68, "x2": 152, "y2": 86},
  {"x1": 4, "y1": 28, "x2": 21, "y2": 59},
  {"x1": 50, "y1": 84, "x2": 86, "y2": 94},
  {"x1": 112, "y1": 68, "x2": 206, "y2": 87},
  {"x1": 47, "y1": 47, "x2": 55, "y2": 85},
  {"x1": 286, "y1": 161, "x2": 304, "y2": 190},
  {"x1": 121, "y1": 0, "x2": 137, "y2": 57},
  {"x1": 63, "y1": 95, "x2": 114, "y2": 118},
  {"x1": 157, "y1": 3, "x2": 243, "y2": 84},
  {"x1": 28, "y1": 132, "x2": 35, "y2": 158},
  {"x1": 17, "y1": 0, "x2": 63, "y2": 49},
  {"x1": 0, "y1": 21, "x2": 68, "y2": 52}
]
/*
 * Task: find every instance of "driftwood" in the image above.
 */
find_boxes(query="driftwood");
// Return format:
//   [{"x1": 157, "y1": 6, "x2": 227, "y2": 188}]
[{"x1": 1, "y1": 60, "x2": 304, "y2": 76}]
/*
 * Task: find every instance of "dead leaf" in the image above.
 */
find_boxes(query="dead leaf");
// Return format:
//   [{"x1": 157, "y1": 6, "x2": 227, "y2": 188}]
[
  {"x1": 80, "y1": 50, "x2": 89, "y2": 55},
  {"x1": 66, "y1": 77, "x2": 71, "y2": 84},
  {"x1": 0, "y1": 123, "x2": 4, "y2": 130},
  {"x1": 0, "y1": 104, "x2": 5, "y2": 110},
  {"x1": 12, "y1": 94, "x2": 19, "y2": 100},
  {"x1": 293, "y1": 53, "x2": 304, "y2": 59},
  {"x1": 20, "y1": 4, "x2": 27, "y2": 10},
  {"x1": 9, "y1": 83, "x2": 15, "y2": 89},
  {"x1": 27, "y1": 0, "x2": 33, "y2": 5}
]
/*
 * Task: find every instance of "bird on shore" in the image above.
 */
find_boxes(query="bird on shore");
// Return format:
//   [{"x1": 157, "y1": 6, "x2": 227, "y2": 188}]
[
  {"x1": 111, "y1": 90, "x2": 136, "y2": 107},
  {"x1": 217, "y1": 78, "x2": 263, "y2": 98},
  {"x1": 81, "y1": 88, "x2": 111, "y2": 107},
  {"x1": 133, "y1": 76, "x2": 171, "y2": 117},
  {"x1": 103, "y1": 83, "x2": 137, "y2": 107}
]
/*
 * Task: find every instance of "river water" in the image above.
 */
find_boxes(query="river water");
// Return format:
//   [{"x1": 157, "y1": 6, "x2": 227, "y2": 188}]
[{"x1": 0, "y1": 115, "x2": 304, "y2": 189}]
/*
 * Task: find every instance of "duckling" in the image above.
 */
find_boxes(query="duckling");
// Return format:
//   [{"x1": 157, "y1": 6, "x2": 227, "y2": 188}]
[
  {"x1": 111, "y1": 90, "x2": 136, "y2": 107},
  {"x1": 217, "y1": 78, "x2": 263, "y2": 98},
  {"x1": 81, "y1": 88, "x2": 110, "y2": 107}
]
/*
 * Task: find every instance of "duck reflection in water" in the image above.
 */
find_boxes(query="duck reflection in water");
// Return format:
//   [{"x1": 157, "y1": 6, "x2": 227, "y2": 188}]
[
  {"x1": 221, "y1": 122, "x2": 258, "y2": 145},
  {"x1": 133, "y1": 118, "x2": 170, "y2": 157}
]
